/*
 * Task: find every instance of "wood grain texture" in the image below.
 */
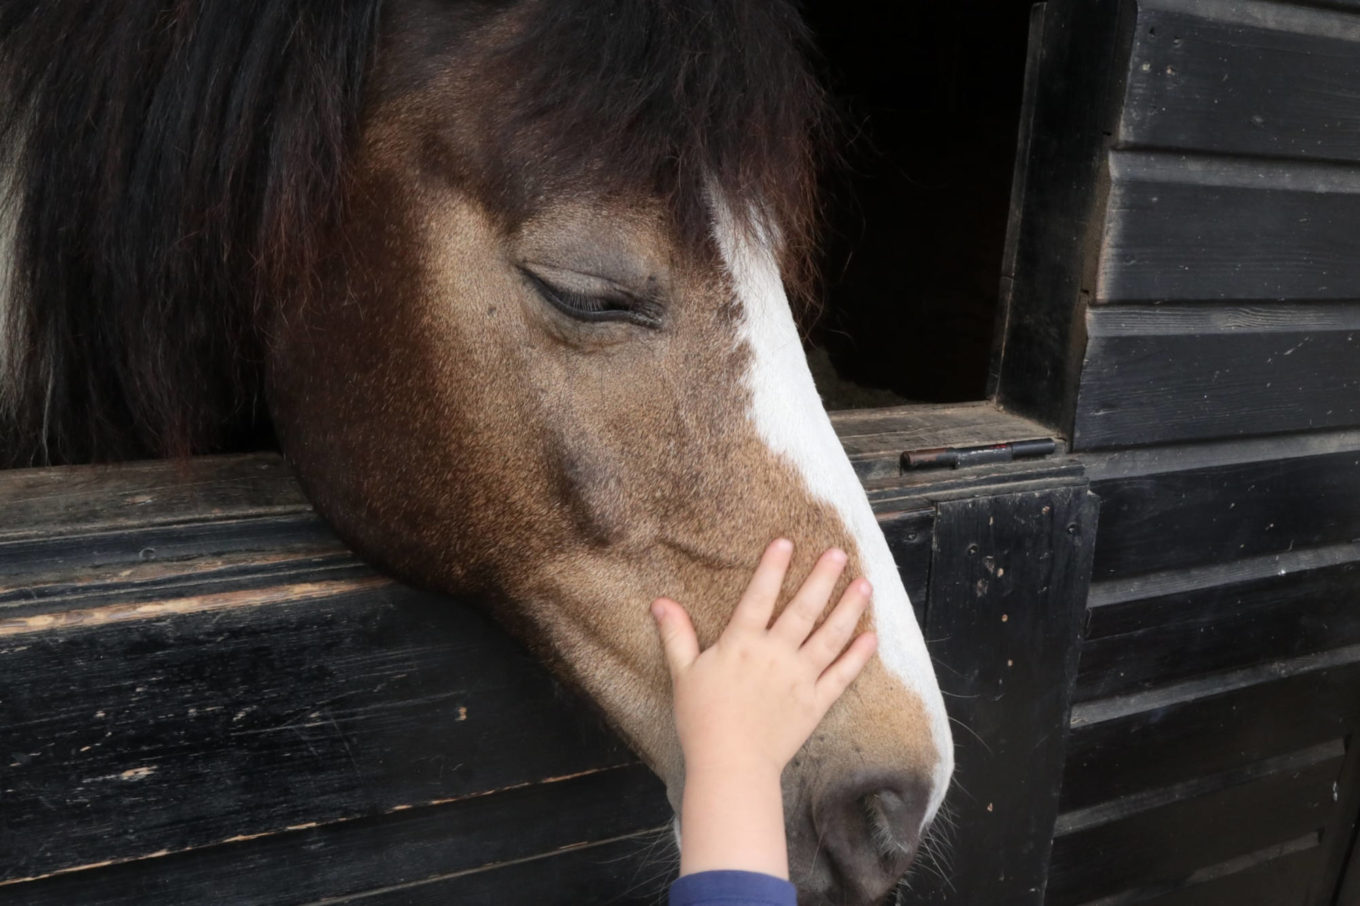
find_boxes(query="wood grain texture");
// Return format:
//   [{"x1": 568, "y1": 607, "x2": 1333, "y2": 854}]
[
  {"x1": 1073, "y1": 324, "x2": 1360, "y2": 449},
  {"x1": 328, "y1": 831, "x2": 670, "y2": 906},
  {"x1": 1047, "y1": 756, "x2": 1341, "y2": 906},
  {"x1": 0, "y1": 580, "x2": 646, "y2": 883},
  {"x1": 1076, "y1": 558, "x2": 1360, "y2": 701},
  {"x1": 1086, "y1": 837, "x2": 1320, "y2": 906},
  {"x1": 905, "y1": 482, "x2": 1099, "y2": 905},
  {"x1": 1090, "y1": 448, "x2": 1360, "y2": 580},
  {"x1": 1097, "y1": 151, "x2": 1360, "y2": 305},
  {"x1": 1061, "y1": 660, "x2": 1360, "y2": 813},
  {"x1": 0, "y1": 766, "x2": 669, "y2": 906},
  {"x1": 988, "y1": 0, "x2": 1132, "y2": 432},
  {"x1": 1120, "y1": 2, "x2": 1360, "y2": 161},
  {"x1": 0, "y1": 454, "x2": 308, "y2": 541},
  {"x1": 0, "y1": 515, "x2": 364, "y2": 620},
  {"x1": 832, "y1": 401, "x2": 1060, "y2": 481}
]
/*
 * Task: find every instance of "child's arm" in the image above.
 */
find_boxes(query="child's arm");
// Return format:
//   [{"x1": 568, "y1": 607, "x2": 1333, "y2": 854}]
[{"x1": 650, "y1": 538, "x2": 877, "y2": 880}]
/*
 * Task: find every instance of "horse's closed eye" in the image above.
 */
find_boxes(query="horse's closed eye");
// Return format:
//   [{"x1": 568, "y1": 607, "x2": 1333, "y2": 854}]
[{"x1": 519, "y1": 267, "x2": 663, "y2": 329}]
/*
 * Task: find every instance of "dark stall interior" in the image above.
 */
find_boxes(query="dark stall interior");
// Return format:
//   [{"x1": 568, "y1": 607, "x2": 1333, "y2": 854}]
[{"x1": 804, "y1": 0, "x2": 1038, "y2": 407}]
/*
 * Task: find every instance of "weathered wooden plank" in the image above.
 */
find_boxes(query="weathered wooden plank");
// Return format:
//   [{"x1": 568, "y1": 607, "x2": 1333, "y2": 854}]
[
  {"x1": 1047, "y1": 756, "x2": 1341, "y2": 906},
  {"x1": 905, "y1": 483, "x2": 1099, "y2": 904},
  {"x1": 1081, "y1": 427, "x2": 1360, "y2": 483},
  {"x1": 1097, "y1": 151, "x2": 1360, "y2": 304},
  {"x1": 0, "y1": 515, "x2": 362, "y2": 619},
  {"x1": 833, "y1": 402, "x2": 1060, "y2": 481},
  {"x1": 1090, "y1": 449, "x2": 1360, "y2": 580},
  {"x1": 0, "y1": 581, "x2": 644, "y2": 883},
  {"x1": 327, "y1": 831, "x2": 669, "y2": 906},
  {"x1": 831, "y1": 401, "x2": 1053, "y2": 442},
  {"x1": 1073, "y1": 323, "x2": 1360, "y2": 449},
  {"x1": 1076, "y1": 558, "x2": 1360, "y2": 700},
  {"x1": 880, "y1": 509, "x2": 935, "y2": 619},
  {"x1": 1062, "y1": 659, "x2": 1360, "y2": 813},
  {"x1": 1120, "y1": 2, "x2": 1360, "y2": 162},
  {"x1": 0, "y1": 765, "x2": 668, "y2": 906},
  {"x1": 1064, "y1": 835, "x2": 1320, "y2": 906},
  {"x1": 0, "y1": 454, "x2": 308, "y2": 542},
  {"x1": 989, "y1": 0, "x2": 1131, "y2": 432}
]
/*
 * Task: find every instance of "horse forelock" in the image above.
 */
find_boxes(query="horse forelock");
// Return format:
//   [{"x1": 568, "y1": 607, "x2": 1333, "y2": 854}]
[
  {"x1": 0, "y1": 0, "x2": 827, "y2": 467},
  {"x1": 415, "y1": 0, "x2": 830, "y2": 304}
]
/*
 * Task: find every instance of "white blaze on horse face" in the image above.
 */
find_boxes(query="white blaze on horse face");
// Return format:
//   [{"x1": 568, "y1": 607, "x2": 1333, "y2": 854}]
[{"x1": 713, "y1": 205, "x2": 954, "y2": 825}]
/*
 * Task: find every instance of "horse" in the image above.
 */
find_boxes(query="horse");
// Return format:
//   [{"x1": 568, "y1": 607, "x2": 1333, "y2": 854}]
[{"x1": 0, "y1": 2, "x2": 953, "y2": 902}]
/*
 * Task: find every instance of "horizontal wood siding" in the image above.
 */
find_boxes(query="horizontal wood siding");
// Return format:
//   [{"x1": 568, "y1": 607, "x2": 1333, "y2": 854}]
[
  {"x1": 1120, "y1": 0, "x2": 1360, "y2": 163},
  {"x1": 1048, "y1": 750, "x2": 1341, "y2": 905},
  {"x1": 0, "y1": 767, "x2": 668, "y2": 906},
  {"x1": 1048, "y1": 436, "x2": 1360, "y2": 904},
  {"x1": 996, "y1": 0, "x2": 1360, "y2": 898},
  {"x1": 1088, "y1": 444, "x2": 1360, "y2": 580},
  {"x1": 1066, "y1": 0, "x2": 1360, "y2": 451},
  {"x1": 0, "y1": 457, "x2": 673, "y2": 903},
  {"x1": 1097, "y1": 153, "x2": 1360, "y2": 306}
]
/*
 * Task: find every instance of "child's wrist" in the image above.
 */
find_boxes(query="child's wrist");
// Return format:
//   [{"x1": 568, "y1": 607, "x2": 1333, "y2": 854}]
[
  {"x1": 682, "y1": 749, "x2": 784, "y2": 785},
  {"x1": 679, "y1": 760, "x2": 788, "y2": 878}
]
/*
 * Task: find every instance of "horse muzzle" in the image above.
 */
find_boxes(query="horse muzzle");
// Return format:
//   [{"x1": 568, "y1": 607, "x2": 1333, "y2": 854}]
[{"x1": 797, "y1": 769, "x2": 935, "y2": 905}]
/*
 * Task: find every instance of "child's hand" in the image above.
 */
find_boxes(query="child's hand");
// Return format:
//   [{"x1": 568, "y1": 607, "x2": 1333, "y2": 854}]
[{"x1": 651, "y1": 538, "x2": 878, "y2": 779}]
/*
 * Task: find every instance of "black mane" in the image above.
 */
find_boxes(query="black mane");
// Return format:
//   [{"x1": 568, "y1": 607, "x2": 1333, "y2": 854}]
[
  {"x1": 0, "y1": 0, "x2": 382, "y2": 465},
  {"x1": 0, "y1": 0, "x2": 827, "y2": 467}
]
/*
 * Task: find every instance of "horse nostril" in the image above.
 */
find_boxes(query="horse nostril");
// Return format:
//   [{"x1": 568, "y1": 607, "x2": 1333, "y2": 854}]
[{"x1": 813, "y1": 774, "x2": 931, "y2": 903}]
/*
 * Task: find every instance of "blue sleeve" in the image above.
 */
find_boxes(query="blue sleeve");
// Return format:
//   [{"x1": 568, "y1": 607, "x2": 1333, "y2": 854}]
[{"x1": 668, "y1": 870, "x2": 797, "y2": 906}]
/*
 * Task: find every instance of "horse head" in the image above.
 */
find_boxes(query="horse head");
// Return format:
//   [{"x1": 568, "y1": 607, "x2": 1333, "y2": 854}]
[{"x1": 0, "y1": 2, "x2": 952, "y2": 901}]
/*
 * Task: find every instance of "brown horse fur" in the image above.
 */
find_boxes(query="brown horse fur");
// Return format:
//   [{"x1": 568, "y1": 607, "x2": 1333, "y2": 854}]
[{"x1": 0, "y1": 2, "x2": 952, "y2": 902}]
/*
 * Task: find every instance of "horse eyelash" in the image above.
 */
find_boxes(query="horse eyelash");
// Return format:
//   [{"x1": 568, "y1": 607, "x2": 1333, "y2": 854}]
[{"x1": 520, "y1": 268, "x2": 663, "y2": 329}]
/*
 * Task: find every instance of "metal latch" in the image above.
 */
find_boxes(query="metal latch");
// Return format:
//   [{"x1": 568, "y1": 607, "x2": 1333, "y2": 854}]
[{"x1": 900, "y1": 438, "x2": 1057, "y2": 471}]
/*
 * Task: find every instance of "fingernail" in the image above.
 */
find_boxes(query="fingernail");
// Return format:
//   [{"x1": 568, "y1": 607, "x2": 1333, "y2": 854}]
[
  {"x1": 828, "y1": 548, "x2": 848, "y2": 564},
  {"x1": 650, "y1": 600, "x2": 666, "y2": 621},
  {"x1": 773, "y1": 538, "x2": 793, "y2": 553}
]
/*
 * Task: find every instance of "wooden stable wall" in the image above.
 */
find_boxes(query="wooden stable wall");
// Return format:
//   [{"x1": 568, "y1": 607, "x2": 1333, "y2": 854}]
[
  {"x1": 0, "y1": 405, "x2": 1097, "y2": 905},
  {"x1": 995, "y1": 0, "x2": 1360, "y2": 903}
]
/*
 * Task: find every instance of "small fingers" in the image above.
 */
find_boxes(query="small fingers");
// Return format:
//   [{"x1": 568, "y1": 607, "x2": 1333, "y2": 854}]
[
  {"x1": 771, "y1": 547, "x2": 848, "y2": 646},
  {"x1": 727, "y1": 538, "x2": 795, "y2": 635},
  {"x1": 815, "y1": 631, "x2": 878, "y2": 713},
  {"x1": 803, "y1": 577, "x2": 872, "y2": 672},
  {"x1": 651, "y1": 598, "x2": 700, "y2": 680}
]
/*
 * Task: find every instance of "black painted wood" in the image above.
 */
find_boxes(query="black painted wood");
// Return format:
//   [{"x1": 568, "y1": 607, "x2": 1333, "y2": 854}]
[
  {"x1": 0, "y1": 578, "x2": 651, "y2": 884},
  {"x1": 1090, "y1": 448, "x2": 1360, "y2": 580},
  {"x1": 880, "y1": 508, "x2": 936, "y2": 621},
  {"x1": 1097, "y1": 151, "x2": 1360, "y2": 305},
  {"x1": 0, "y1": 515, "x2": 365, "y2": 619},
  {"x1": 0, "y1": 766, "x2": 669, "y2": 906},
  {"x1": 1048, "y1": 755, "x2": 1340, "y2": 906},
  {"x1": 1076, "y1": 558, "x2": 1360, "y2": 701},
  {"x1": 1061, "y1": 660, "x2": 1360, "y2": 813},
  {"x1": 904, "y1": 480, "x2": 1099, "y2": 905},
  {"x1": 1073, "y1": 324, "x2": 1360, "y2": 449},
  {"x1": 337, "y1": 832, "x2": 670, "y2": 906},
  {"x1": 1339, "y1": 825, "x2": 1360, "y2": 906},
  {"x1": 1124, "y1": 841, "x2": 1321, "y2": 906},
  {"x1": 989, "y1": 0, "x2": 1133, "y2": 433},
  {"x1": 0, "y1": 454, "x2": 307, "y2": 541},
  {"x1": 1319, "y1": 733, "x2": 1360, "y2": 906},
  {"x1": 1119, "y1": 3, "x2": 1360, "y2": 162}
]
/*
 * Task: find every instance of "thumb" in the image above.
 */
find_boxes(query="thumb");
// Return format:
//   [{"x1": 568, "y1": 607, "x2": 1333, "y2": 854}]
[{"x1": 651, "y1": 598, "x2": 700, "y2": 678}]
